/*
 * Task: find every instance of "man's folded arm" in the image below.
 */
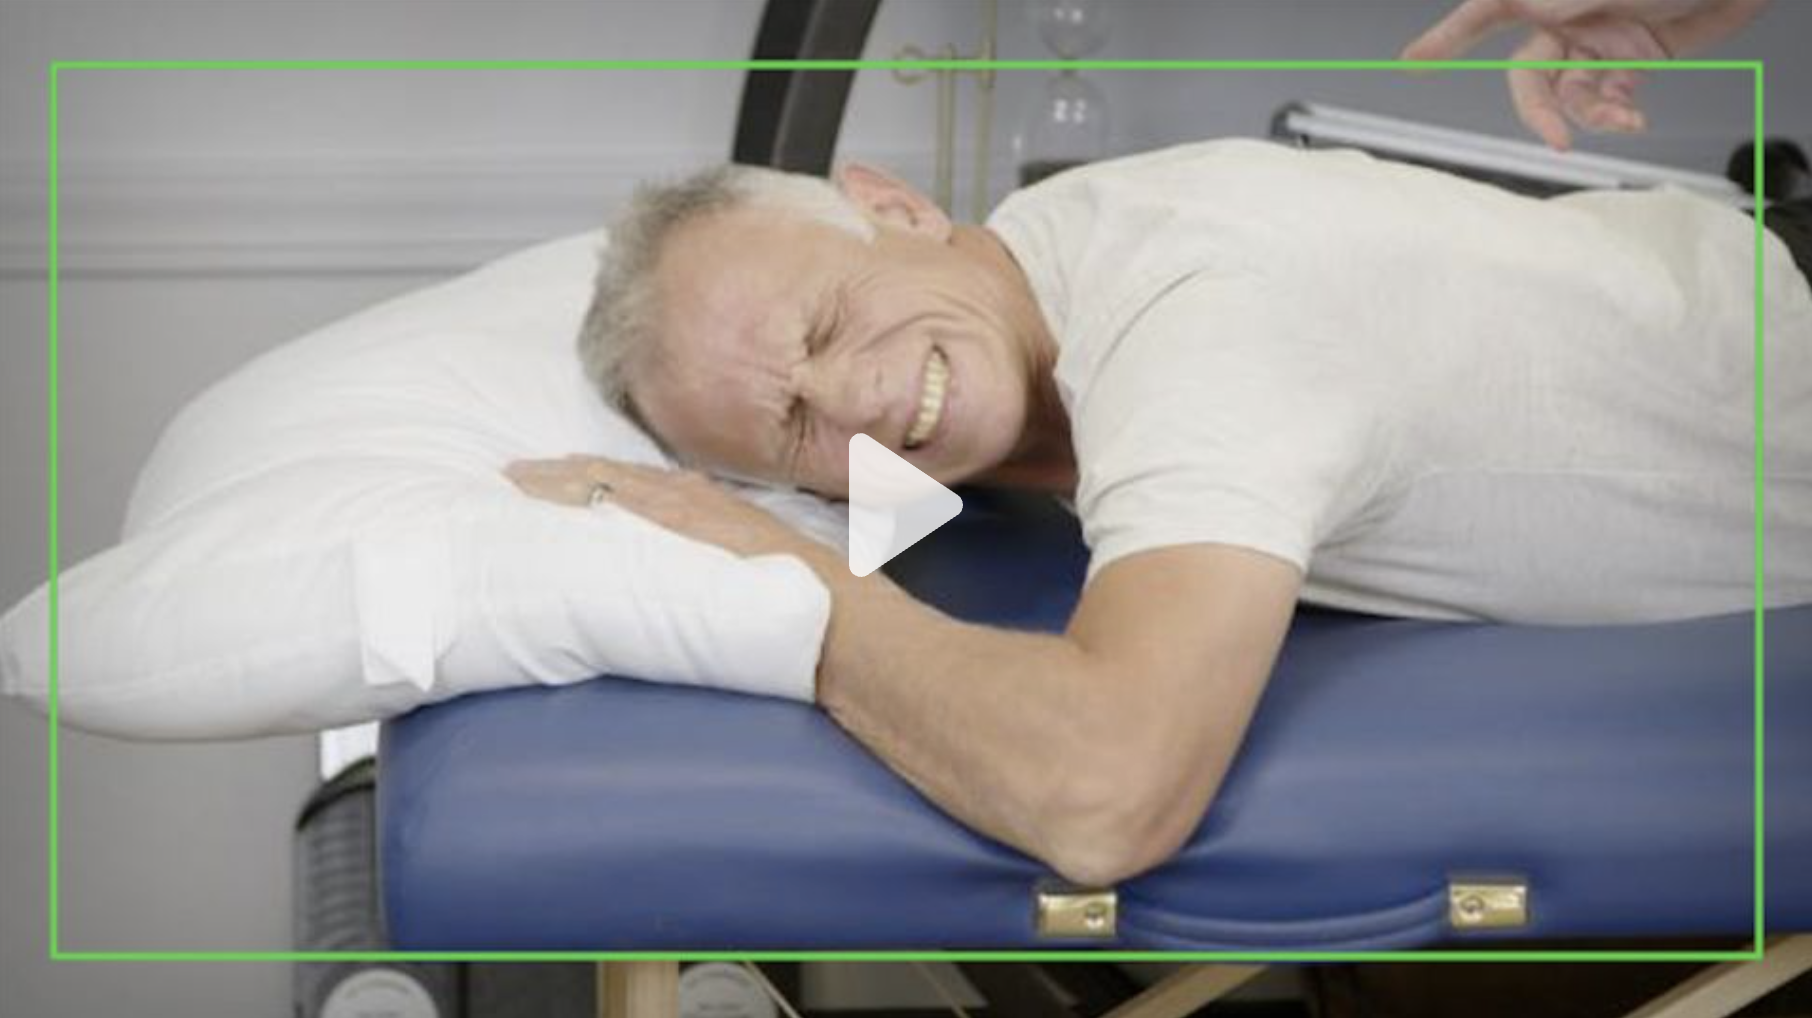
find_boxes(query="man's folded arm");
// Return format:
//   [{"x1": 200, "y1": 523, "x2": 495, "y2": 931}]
[{"x1": 808, "y1": 541, "x2": 1301, "y2": 886}]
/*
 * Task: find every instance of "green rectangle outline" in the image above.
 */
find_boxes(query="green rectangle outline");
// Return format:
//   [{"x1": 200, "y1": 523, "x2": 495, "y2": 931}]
[{"x1": 44, "y1": 57, "x2": 1769, "y2": 964}]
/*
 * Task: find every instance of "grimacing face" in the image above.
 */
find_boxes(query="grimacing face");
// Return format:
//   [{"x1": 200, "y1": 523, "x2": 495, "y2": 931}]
[{"x1": 629, "y1": 170, "x2": 1039, "y2": 499}]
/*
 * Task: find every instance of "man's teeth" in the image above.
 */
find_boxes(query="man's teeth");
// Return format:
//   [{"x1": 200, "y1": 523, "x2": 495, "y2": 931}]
[{"x1": 904, "y1": 349, "x2": 949, "y2": 449}]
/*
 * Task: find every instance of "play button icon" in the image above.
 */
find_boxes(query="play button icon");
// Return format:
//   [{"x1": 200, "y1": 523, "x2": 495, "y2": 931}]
[{"x1": 847, "y1": 433, "x2": 963, "y2": 577}]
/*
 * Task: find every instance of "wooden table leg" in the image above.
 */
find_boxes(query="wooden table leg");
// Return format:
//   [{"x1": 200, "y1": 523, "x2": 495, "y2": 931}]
[
  {"x1": 596, "y1": 960, "x2": 679, "y2": 1018},
  {"x1": 1099, "y1": 964, "x2": 1269, "y2": 1018},
  {"x1": 1621, "y1": 936, "x2": 1812, "y2": 1018}
]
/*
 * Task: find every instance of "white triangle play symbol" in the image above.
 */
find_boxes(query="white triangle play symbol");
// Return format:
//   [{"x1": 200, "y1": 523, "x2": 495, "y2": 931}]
[{"x1": 847, "y1": 433, "x2": 964, "y2": 577}]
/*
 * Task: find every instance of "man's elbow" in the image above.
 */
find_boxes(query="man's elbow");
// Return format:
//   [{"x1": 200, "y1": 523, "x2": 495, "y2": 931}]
[
  {"x1": 1035, "y1": 744, "x2": 1218, "y2": 888},
  {"x1": 1042, "y1": 824, "x2": 1179, "y2": 889}
]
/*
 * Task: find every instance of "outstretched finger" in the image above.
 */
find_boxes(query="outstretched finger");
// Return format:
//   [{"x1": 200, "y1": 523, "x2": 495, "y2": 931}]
[
  {"x1": 1508, "y1": 30, "x2": 1573, "y2": 150},
  {"x1": 1401, "y1": 0, "x2": 1518, "y2": 60},
  {"x1": 504, "y1": 459, "x2": 604, "y2": 506},
  {"x1": 553, "y1": 454, "x2": 696, "y2": 489}
]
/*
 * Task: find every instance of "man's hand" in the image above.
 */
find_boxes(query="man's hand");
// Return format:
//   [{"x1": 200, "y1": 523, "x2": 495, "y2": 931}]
[
  {"x1": 1401, "y1": 0, "x2": 1768, "y2": 150},
  {"x1": 504, "y1": 455, "x2": 821, "y2": 561}
]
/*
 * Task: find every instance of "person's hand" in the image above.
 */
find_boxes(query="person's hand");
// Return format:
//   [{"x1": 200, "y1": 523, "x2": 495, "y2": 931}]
[
  {"x1": 1401, "y1": 0, "x2": 1769, "y2": 150},
  {"x1": 504, "y1": 455, "x2": 826, "y2": 563}
]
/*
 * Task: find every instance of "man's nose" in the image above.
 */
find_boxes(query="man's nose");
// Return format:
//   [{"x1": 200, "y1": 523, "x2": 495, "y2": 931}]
[{"x1": 796, "y1": 360, "x2": 892, "y2": 439}]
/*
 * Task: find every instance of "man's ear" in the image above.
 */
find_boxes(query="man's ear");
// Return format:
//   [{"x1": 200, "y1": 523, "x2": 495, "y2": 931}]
[{"x1": 833, "y1": 163, "x2": 953, "y2": 241}]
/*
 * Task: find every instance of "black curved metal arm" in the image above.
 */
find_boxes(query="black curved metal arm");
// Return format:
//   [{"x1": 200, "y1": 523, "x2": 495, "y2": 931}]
[{"x1": 733, "y1": 0, "x2": 881, "y2": 173}]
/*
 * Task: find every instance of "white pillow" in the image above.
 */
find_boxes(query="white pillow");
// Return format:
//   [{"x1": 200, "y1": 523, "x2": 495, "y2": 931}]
[{"x1": 0, "y1": 232, "x2": 842, "y2": 740}]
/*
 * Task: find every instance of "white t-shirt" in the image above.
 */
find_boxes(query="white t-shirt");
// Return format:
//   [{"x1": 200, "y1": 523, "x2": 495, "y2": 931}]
[{"x1": 987, "y1": 139, "x2": 1812, "y2": 623}]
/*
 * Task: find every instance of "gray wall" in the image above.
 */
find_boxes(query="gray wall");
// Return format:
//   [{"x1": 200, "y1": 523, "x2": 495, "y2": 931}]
[{"x1": 2, "y1": 1, "x2": 1806, "y2": 1015}]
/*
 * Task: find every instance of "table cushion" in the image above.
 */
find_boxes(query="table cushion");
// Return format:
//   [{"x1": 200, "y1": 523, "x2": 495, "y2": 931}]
[{"x1": 380, "y1": 492, "x2": 1809, "y2": 949}]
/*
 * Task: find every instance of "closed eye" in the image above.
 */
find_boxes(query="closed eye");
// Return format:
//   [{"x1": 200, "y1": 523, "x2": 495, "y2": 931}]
[{"x1": 780, "y1": 289, "x2": 841, "y2": 482}]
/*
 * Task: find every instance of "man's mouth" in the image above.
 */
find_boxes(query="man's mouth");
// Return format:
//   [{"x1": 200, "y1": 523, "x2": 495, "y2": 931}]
[{"x1": 903, "y1": 348, "x2": 950, "y2": 450}]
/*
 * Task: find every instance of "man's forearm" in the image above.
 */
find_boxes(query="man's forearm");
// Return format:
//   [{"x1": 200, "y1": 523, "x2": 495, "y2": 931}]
[
  {"x1": 786, "y1": 535, "x2": 1299, "y2": 885},
  {"x1": 800, "y1": 551, "x2": 1100, "y2": 870},
  {"x1": 793, "y1": 545, "x2": 1258, "y2": 886}
]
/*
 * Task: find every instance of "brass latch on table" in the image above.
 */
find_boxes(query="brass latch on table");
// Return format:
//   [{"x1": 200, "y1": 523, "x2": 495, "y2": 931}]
[
  {"x1": 1036, "y1": 884, "x2": 1118, "y2": 939},
  {"x1": 1448, "y1": 878, "x2": 1530, "y2": 930}
]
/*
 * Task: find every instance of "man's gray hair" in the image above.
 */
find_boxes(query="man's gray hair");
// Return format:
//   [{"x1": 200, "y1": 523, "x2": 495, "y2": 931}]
[{"x1": 577, "y1": 164, "x2": 876, "y2": 425}]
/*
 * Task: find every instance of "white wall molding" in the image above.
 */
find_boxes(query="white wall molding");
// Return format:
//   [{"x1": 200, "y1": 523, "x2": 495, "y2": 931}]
[
  {"x1": 4, "y1": 133, "x2": 1750, "y2": 282},
  {"x1": 0, "y1": 149, "x2": 994, "y2": 279},
  {"x1": 0, "y1": 150, "x2": 908, "y2": 279},
  {"x1": 0, "y1": 150, "x2": 702, "y2": 278}
]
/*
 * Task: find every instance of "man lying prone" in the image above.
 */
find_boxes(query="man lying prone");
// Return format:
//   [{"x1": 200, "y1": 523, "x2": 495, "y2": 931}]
[{"x1": 506, "y1": 139, "x2": 1811, "y2": 886}]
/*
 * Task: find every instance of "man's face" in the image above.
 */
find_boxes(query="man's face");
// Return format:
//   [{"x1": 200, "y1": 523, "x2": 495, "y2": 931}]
[{"x1": 631, "y1": 196, "x2": 1034, "y2": 498}]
